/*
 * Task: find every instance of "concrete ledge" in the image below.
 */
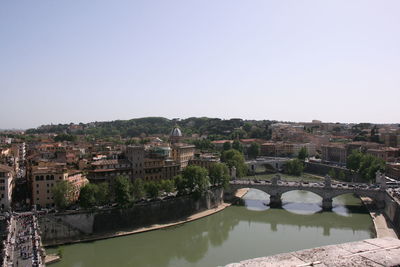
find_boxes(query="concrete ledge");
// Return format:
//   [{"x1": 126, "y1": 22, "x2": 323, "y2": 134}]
[{"x1": 225, "y1": 238, "x2": 400, "y2": 267}]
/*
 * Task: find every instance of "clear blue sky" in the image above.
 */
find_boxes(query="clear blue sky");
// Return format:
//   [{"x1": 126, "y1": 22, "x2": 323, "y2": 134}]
[{"x1": 1, "y1": 0, "x2": 399, "y2": 129}]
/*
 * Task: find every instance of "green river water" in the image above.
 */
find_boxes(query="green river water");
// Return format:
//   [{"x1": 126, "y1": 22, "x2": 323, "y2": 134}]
[{"x1": 48, "y1": 190, "x2": 374, "y2": 267}]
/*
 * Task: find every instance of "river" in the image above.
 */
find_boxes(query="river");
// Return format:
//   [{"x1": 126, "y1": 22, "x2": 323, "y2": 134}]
[{"x1": 48, "y1": 190, "x2": 374, "y2": 267}]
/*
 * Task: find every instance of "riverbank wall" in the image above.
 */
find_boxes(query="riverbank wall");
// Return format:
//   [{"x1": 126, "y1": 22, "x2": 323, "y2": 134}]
[
  {"x1": 384, "y1": 191, "x2": 400, "y2": 237},
  {"x1": 304, "y1": 162, "x2": 361, "y2": 182},
  {"x1": 38, "y1": 187, "x2": 224, "y2": 246}
]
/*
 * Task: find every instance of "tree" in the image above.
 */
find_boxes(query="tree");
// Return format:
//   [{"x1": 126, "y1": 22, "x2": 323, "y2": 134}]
[
  {"x1": 182, "y1": 165, "x2": 210, "y2": 195},
  {"x1": 338, "y1": 170, "x2": 346, "y2": 181},
  {"x1": 52, "y1": 180, "x2": 74, "y2": 210},
  {"x1": 347, "y1": 150, "x2": 385, "y2": 182},
  {"x1": 328, "y1": 168, "x2": 336, "y2": 179},
  {"x1": 131, "y1": 178, "x2": 145, "y2": 200},
  {"x1": 114, "y1": 176, "x2": 132, "y2": 206},
  {"x1": 78, "y1": 183, "x2": 98, "y2": 209},
  {"x1": 144, "y1": 181, "x2": 160, "y2": 199},
  {"x1": 347, "y1": 150, "x2": 363, "y2": 172},
  {"x1": 174, "y1": 175, "x2": 187, "y2": 195},
  {"x1": 209, "y1": 162, "x2": 230, "y2": 187},
  {"x1": 370, "y1": 126, "x2": 380, "y2": 143},
  {"x1": 232, "y1": 140, "x2": 243, "y2": 152},
  {"x1": 192, "y1": 139, "x2": 214, "y2": 150},
  {"x1": 297, "y1": 147, "x2": 308, "y2": 161},
  {"x1": 284, "y1": 159, "x2": 304, "y2": 176},
  {"x1": 243, "y1": 123, "x2": 252, "y2": 133},
  {"x1": 96, "y1": 182, "x2": 110, "y2": 205},
  {"x1": 54, "y1": 134, "x2": 77, "y2": 142},
  {"x1": 247, "y1": 142, "x2": 260, "y2": 159},
  {"x1": 221, "y1": 149, "x2": 247, "y2": 177},
  {"x1": 223, "y1": 141, "x2": 232, "y2": 151},
  {"x1": 160, "y1": 179, "x2": 175, "y2": 193},
  {"x1": 359, "y1": 154, "x2": 385, "y2": 182}
]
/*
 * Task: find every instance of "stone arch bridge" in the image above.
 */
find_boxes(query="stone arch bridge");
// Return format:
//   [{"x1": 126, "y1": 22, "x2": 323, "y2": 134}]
[
  {"x1": 228, "y1": 175, "x2": 387, "y2": 210},
  {"x1": 246, "y1": 157, "x2": 289, "y2": 173}
]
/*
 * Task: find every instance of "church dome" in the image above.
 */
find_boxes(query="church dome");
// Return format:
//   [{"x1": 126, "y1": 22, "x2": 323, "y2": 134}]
[{"x1": 170, "y1": 127, "x2": 182, "y2": 137}]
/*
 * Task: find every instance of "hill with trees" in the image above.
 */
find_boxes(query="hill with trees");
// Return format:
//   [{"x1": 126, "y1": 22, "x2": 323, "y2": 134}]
[{"x1": 25, "y1": 117, "x2": 276, "y2": 141}]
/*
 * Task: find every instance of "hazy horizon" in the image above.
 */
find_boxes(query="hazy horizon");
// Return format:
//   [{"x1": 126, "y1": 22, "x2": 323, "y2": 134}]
[{"x1": 1, "y1": 0, "x2": 400, "y2": 129}]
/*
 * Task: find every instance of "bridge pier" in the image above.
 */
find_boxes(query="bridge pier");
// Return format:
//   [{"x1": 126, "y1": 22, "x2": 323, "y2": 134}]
[
  {"x1": 269, "y1": 194, "x2": 282, "y2": 208},
  {"x1": 322, "y1": 198, "x2": 333, "y2": 211}
]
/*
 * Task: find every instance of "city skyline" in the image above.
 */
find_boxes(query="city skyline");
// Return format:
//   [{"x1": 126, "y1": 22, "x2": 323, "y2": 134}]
[{"x1": 1, "y1": 0, "x2": 400, "y2": 129}]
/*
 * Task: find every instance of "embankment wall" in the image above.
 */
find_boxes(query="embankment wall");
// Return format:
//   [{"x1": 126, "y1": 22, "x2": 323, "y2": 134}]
[
  {"x1": 39, "y1": 188, "x2": 224, "y2": 246},
  {"x1": 384, "y1": 192, "x2": 400, "y2": 237}
]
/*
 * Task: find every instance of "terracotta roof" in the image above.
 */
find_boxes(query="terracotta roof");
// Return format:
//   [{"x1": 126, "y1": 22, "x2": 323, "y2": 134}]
[
  {"x1": 91, "y1": 159, "x2": 130, "y2": 166},
  {"x1": 211, "y1": 140, "x2": 233, "y2": 144}
]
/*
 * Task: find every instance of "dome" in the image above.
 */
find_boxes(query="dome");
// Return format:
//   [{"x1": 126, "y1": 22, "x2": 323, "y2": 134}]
[{"x1": 170, "y1": 127, "x2": 182, "y2": 137}]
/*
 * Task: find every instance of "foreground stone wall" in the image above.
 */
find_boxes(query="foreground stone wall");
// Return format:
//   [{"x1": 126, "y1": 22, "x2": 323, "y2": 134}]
[
  {"x1": 38, "y1": 188, "x2": 223, "y2": 246},
  {"x1": 226, "y1": 237, "x2": 400, "y2": 267}
]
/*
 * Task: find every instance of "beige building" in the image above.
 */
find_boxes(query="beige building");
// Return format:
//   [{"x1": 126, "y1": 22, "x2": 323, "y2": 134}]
[
  {"x1": 321, "y1": 144, "x2": 347, "y2": 165},
  {"x1": 0, "y1": 164, "x2": 15, "y2": 211},
  {"x1": 31, "y1": 166, "x2": 88, "y2": 208},
  {"x1": 366, "y1": 148, "x2": 400, "y2": 162},
  {"x1": 189, "y1": 154, "x2": 220, "y2": 171},
  {"x1": 126, "y1": 145, "x2": 145, "y2": 180},
  {"x1": 169, "y1": 126, "x2": 195, "y2": 170},
  {"x1": 380, "y1": 129, "x2": 400, "y2": 148},
  {"x1": 88, "y1": 159, "x2": 132, "y2": 184},
  {"x1": 171, "y1": 143, "x2": 195, "y2": 170},
  {"x1": 260, "y1": 142, "x2": 316, "y2": 157},
  {"x1": 386, "y1": 163, "x2": 400, "y2": 180}
]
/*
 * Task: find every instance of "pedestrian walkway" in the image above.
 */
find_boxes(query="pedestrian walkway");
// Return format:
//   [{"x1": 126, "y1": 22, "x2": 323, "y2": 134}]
[{"x1": 1, "y1": 213, "x2": 46, "y2": 267}]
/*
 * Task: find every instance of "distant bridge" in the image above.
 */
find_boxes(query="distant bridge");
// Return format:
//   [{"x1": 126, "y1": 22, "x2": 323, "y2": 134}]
[
  {"x1": 246, "y1": 157, "x2": 290, "y2": 173},
  {"x1": 228, "y1": 174, "x2": 387, "y2": 210}
]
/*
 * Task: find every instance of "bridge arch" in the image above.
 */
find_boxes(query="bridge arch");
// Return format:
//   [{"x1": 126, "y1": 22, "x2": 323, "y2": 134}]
[
  {"x1": 228, "y1": 181, "x2": 386, "y2": 211},
  {"x1": 279, "y1": 188, "x2": 325, "y2": 200}
]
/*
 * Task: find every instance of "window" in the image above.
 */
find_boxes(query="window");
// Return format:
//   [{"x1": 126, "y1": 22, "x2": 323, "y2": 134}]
[
  {"x1": 36, "y1": 190, "x2": 39, "y2": 194},
  {"x1": 36, "y1": 184, "x2": 39, "y2": 188}
]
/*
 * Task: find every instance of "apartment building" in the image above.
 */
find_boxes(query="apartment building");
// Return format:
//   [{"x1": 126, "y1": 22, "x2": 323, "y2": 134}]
[{"x1": 0, "y1": 164, "x2": 14, "y2": 211}]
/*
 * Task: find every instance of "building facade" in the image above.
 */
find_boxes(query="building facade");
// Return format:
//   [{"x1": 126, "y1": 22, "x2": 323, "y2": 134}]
[
  {"x1": 321, "y1": 144, "x2": 347, "y2": 165},
  {"x1": 0, "y1": 164, "x2": 14, "y2": 211}
]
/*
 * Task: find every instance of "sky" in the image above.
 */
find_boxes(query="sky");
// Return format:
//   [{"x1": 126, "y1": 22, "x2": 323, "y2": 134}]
[{"x1": 1, "y1": 0, "x2": 399, "y2": 129}]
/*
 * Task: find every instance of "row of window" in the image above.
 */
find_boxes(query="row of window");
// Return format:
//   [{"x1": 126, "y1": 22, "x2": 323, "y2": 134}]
[
  {"x1": 36, "y1": 196, "x2": 54, "y2": 201},
  {"x1": 35, "y1": 175, "x2": 56, "y2": 181},
  {"x1": 36, "y1": 189, "x2": 52, "y2": 194},
  {"x1": 36, "y1": 183, "x2": 54, "y2": 188}
]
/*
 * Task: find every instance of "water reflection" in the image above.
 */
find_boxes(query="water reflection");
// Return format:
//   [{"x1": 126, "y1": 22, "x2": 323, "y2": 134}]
[
  {"x1": 243, "y1": 189, "x2": 368, "y2": 217},
  {"x1": 49, "y1": 190, "x2": 374, "y2": 267}
]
